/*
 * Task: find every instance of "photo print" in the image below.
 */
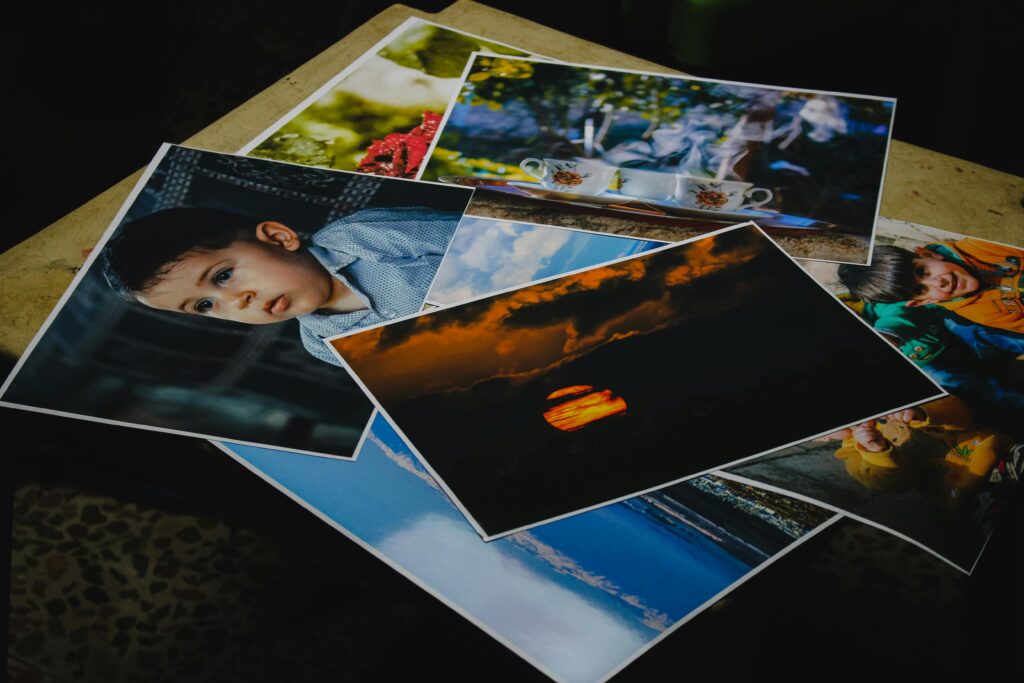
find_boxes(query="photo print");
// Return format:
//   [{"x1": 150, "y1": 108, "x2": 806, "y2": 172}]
[
  {"x1": 420, "y1": 54, "x2": 897, "y2": 264},
  {"x1": 726, "y1": 219, "x2": 1024, "y2": 572},
  {"x1": 427, "y1": 215, "x2": 667, "y2": 306},
  {"x1": 242, "y1": 17, "x2": 540, "y2": 179},
  {"x1": 327, "y1": 223, "x2": 943, "y2": 539},
  {"x1": 0, "y1": 144, "x2": 473, "y2": 458},
  {"x1": 220, "y1": 412, "x2": 838, "y2": 683}
]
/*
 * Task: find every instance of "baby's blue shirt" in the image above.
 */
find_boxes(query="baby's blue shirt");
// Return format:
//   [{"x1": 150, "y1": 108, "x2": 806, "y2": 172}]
[{"x1": 296, "y1": 206, "x2": 461, "y2": 366}]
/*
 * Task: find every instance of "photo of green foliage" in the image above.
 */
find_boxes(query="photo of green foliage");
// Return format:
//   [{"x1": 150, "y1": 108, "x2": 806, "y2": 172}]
[{"x1": 248, "y1": 19, "x2": 533, "y2": 177}]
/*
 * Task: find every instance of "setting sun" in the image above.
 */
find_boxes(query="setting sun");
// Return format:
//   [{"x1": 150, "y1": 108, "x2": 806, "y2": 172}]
[{"x1": 543, "y1": 386, "x2": 628, "y2": 432}]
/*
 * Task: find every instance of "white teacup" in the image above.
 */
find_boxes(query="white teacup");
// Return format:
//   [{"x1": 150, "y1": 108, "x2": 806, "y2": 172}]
[
  {"x1": 617, "y1": 168, "x2": 677, "y2": 201},
  {"x1": 674, "y1": 176, "x2": 773, "y2": 211},
  {"x1": 519, "y1": 158, "x2": 616, "y2": 195}
]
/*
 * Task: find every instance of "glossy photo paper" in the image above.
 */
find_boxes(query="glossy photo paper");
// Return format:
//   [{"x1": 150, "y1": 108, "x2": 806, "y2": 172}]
[
  {"x1": 220, "y1": 412, "x2": 838, "y2": 683},
  {"x1": 242, "y1": 18, "x2": 541, "y2": 178},
  {"x1": 0, "y1": 144, "x2": 473, "y2": 458},
  {"x1": 427, "y1": 215, "x2": 666, "y2": 305},
  {"x1": 327, "y1": 223, "x2": 943, "y2": 538},
  {"x1": 727, "y1": 218, "x2": 1024, "y2": 572},
  {"x1": 420, "y1": 54, "x2": 897, "y2": 265}
]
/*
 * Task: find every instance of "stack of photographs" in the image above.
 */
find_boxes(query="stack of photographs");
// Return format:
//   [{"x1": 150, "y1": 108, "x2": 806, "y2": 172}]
[
  {"x1": 325, "y1": 222, "x2": 941, "y2": 540},
  {"x1": 4, "y1": 16, "x2": 1021, "y2": 683}
]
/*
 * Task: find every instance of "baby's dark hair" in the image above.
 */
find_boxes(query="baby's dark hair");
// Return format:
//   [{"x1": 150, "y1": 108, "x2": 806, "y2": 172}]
[
  {"x1": 102, "y1": 208, "x2": 259, "y2": 301},
  {"x1": 837, "y1": 244, "x2": 919, "y2": 302}
]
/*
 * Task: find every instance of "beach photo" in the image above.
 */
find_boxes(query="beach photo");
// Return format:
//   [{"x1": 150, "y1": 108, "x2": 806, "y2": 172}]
[
  {"x1": 0, "y1": 145, "x2": 473, "y2": 458},
  {"x1": 222, "y1": 412, "x2": 836, "y2": 683},
  {"x1": 420, "y1": 55, "x2": 896, "y2": 264},
  {"x1": 328, "y1": 223, "x2": 941, "y2": 538}
]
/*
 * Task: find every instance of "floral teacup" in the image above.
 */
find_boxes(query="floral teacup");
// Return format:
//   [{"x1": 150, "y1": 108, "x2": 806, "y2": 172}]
[
  {"x1": 519, "y1": 158, "x2": 616, "y2": 195},
  {"x1": 674, "y1": 176, "x2": 773, "y2": 211}
]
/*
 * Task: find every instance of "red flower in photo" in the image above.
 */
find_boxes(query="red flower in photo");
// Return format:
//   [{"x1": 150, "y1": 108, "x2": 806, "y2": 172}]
[
  {"x1": 411, "y1": 110, "x2": 442, "y2": 139},
  {"x1": 357, "y1": 133, "x2": 429, "y2": 178},
  {"x1": 357, "y1": 111, "x2": 442, "y2": 178}
]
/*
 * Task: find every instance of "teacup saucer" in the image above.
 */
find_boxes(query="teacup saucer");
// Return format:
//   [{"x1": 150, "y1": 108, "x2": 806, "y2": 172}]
[{"x1": 504, "y1": 181, "x2": 776, "y2": 221}]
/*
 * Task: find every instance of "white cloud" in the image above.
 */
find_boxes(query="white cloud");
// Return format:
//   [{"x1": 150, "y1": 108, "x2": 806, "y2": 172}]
[
  {"x1": 380, "y1": 514, "x2": 650, "y2": 683},
  {"x1": 489, "y1": 227, "x2": 572, "y2": 290},
  {"x1": 366, "y1": 431, "x2": 442, "y2": 494},
  {"x1": 508, "y1": 532, "x2": 673, "y2": 633},
  {"x1": 455, "y1": 220, "x2": 516, "y2": 270},
  {"x1": 432, "y1": 220, "x2": 573, "y2": 304}
]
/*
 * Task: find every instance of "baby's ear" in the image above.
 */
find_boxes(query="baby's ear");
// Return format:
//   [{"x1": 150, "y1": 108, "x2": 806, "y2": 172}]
[{"x1": 255, "y1": 221, "x2": 301, "y2": 251}]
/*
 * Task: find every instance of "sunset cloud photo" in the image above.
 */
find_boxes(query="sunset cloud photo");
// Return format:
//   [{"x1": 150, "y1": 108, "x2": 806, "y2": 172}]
[{"x1": 330, "y1": 224, "x2": 943, "y2": 538}]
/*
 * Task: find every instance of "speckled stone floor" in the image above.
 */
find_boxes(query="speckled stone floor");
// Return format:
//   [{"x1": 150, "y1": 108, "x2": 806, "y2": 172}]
[{"x1": 7, "y1": 482, "x2": 426, "y2": 682}]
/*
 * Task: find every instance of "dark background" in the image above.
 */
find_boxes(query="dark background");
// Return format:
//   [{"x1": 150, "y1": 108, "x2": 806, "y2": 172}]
[
  {"x1": 3, "y1": 0, "x2": 1020, "y2": 255},
  {"x1": 4, "y1": 1, "x2": 1022, "y2": 679}
]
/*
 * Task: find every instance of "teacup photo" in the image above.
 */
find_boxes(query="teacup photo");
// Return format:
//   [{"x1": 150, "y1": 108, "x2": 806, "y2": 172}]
[
  {"x1": 519, "y1": 158, "x2": 616, "y2": 195},
  {"x1": 674, "y1": 176, "x2": 774, "y2": 211},
  {"x1": 617, "y1": 168, "x2": 677, "y2": 201}
]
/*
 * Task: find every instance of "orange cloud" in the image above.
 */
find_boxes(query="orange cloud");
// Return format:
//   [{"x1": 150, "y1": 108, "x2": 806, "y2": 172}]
[
  {"x1": 331, "y1": 230, "x2": 764, "y2": 405},
  {"x1": 493, "y1": 257, "x2": 648, "y2": 318},
  {"x1": 335, "y1": 318, "x2": 570, "y2": 402},
  {"x1": 662, "y1": 236, "x2": 759, "y2": 287},
  {"x1": 547, "y1": 385, "x2": 594, "y2": 400},
  {"x1": 563, "y1": 296, "x2": 676, "y2": 355}
]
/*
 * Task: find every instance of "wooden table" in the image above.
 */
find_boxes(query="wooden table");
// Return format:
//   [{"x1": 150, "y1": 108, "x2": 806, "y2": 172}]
[
  {"x1": 2, "y1": 1, "x2": 1022, "y2": 358},
  {"x1": 4, "y1": 2, "x2": 1023, "y2": 679}
]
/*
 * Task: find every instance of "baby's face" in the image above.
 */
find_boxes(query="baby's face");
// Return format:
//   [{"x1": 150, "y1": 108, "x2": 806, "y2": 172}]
[
  {"x1": 137, "y1": 222, "x2": 335, "y2": 324},
  {"x1": 907, "y1": 249, "x2": 979, "y2": 304}
]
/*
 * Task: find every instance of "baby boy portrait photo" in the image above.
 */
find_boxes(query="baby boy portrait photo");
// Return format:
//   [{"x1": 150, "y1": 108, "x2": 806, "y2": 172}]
[
  {"x1": 0, "y1": 145, "x2": 474, "y2": 458},
  {"x1": 103, "y1": 204, "x2": 463, "y2": 366}
]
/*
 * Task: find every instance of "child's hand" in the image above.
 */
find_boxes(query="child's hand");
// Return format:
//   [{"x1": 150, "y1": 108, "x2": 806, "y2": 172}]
[
  {"x1": 852, "y1": 421, "x2": 888, "y2": 452},
  {"x1": 818, "y1": 427, "x2": 853, "y2": 442},
  {"x1": 880, "y1": 407, "x2": 926, "y2": 424}
]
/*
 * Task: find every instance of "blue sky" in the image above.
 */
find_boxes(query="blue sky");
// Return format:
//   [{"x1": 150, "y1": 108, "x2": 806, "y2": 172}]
[
  {"x1": 428, "y1": 216, "x2": 665, "y2": 305},
  {"x1": 226, "y1": 413, "x2": 815, "y2": 683}
]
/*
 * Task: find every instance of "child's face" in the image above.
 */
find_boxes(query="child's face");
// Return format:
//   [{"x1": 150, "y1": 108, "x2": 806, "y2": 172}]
[
  {"x1": 136, "y1": 221, "x2": 336, "y2": 324},
  {"x1": 905, "y1": 247, "x2": 979, "y2": 306}
]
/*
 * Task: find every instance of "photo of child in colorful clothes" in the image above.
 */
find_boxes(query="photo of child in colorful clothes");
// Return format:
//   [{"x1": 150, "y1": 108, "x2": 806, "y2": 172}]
[
  {"x1": 824, "y1": 396, "x2": 1023, "y2": 534},
  {"x1": 839, "y1": 237, "x2": 1023, "y2": 344},
  {"x1": 102, "y1": 205, "x2": 464, "y2": 366},
  {"x1": 835, "y1": 233, "x2": 1024, "y2": 429},
  {"x1": 724, "y1": 221, "x2": 1024, "y2": 571}
]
